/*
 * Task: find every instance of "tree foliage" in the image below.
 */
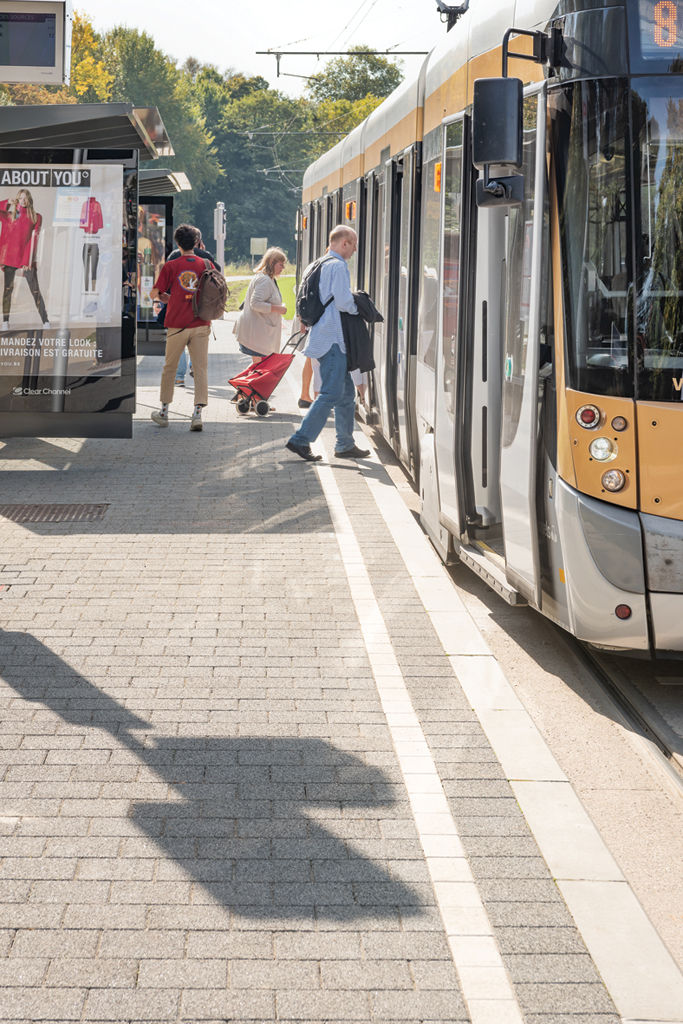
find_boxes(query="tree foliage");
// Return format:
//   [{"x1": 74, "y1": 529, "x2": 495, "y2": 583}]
[
  {"x1": 306, "y1": 45, "x2": 404, "y2": 103},
  {"x1": 0, "y1": 10, "x2": 404, "y2": 259}
]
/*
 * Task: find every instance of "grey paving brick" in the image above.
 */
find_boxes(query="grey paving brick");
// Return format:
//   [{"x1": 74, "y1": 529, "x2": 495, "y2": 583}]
[
  {"x1": 320, "y1": 959, "x2": 413, "y2": 989},
  {"x1": 137, "y1": 959, "x2": 228, "y2": 988},
  {"x1": 179, "y1": 990, "x2": 275, "y2": 1020},
  {"x1": 515, "y1": 983, "x2": 617, "y2": 1014},
  {"x1": 274, "y1": 933, "x2": 362, "y2": 959},
  {"x1": 274, "y1": 991, "x2": 369, "y2": 1020},
  {"x1": 46, "y1": 957, "x2": 138, "y2": 988},
  {"x1": 97, "y1": 929, "x2": 185, "y2": 959},
  {"x1": 230, "y1": 958, "x2": 319, "y2": 989},
  {"x1": 0, "y1": 958, "x2": 48, "y2": 986},
  {"x1": 10, "y1": 929, "x2": 99, "y2": 958},
  {"x1": 84, "y1": 989, "x2": 180, "y2": 1020},
  {"x1": 369, "y1": 989, "x2": 467, "y2": 1019},
  {"x1": 0, "y1": 986, "x2": 86, "y2": 1020},
  {"x1": 505, "y1": 954, "x2": 603, "y2": 984}
]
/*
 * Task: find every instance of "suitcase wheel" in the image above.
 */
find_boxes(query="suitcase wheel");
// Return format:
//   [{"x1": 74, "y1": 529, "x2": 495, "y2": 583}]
[
  {"x1": 255, "y1": 400, "x2": 269, "y2": 417},
  {"x1": 236, "y1": 399, "x2": 250, "y2": 415}
]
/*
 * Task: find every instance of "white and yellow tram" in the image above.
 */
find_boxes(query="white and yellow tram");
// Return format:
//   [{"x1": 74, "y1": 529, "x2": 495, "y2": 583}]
[{"x1": 299, "y1": 0, "x2": 683, "y2": 657}]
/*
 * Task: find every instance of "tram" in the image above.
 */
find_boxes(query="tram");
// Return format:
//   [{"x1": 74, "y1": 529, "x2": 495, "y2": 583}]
[{"x1": 298, "y1": 0, "x2": 683, "y2": 657}]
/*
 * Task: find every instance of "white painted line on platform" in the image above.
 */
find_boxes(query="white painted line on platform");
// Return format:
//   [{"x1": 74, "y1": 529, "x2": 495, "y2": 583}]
[
  {"x1": 311, "y1": 437, "x2": 525, "y2": 1024},
  {"x1": 354, "y1": 446, "x2": 683, "y2": 1023}
]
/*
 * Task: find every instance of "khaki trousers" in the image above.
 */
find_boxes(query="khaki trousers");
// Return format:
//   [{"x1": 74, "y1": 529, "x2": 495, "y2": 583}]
[{"x1": 160, "y1": 325, "x2": 210, "y2": 406}]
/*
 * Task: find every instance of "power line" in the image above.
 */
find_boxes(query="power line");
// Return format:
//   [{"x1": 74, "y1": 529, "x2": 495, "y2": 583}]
[{"x1": 257, "y1": 50, "x2": 428, "y2": 78}]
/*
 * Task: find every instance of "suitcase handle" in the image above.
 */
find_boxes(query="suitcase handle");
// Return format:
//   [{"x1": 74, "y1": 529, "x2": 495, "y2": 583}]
[{"x1": 282, "y1": 329, "x2": 306, "y2": 353}]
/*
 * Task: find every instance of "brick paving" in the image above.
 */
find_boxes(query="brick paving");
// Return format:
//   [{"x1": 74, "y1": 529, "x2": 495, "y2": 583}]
[{"x1": 0, "y1": 323, "x2": 617, "y2": 1022}]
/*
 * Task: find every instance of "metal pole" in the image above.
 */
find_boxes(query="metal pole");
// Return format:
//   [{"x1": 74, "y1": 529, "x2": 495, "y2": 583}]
[
  {"x1": 52, "y1": 147, "x2": 83, "y2": 413},
  {"x1": 213, "y1": 202, "x2": 226, "y2": 273}
]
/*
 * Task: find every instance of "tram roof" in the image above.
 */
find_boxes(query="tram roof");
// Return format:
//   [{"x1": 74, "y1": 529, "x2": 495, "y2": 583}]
[{"x1": 302, "y1": 0, "x2": 560, "y2": 200}]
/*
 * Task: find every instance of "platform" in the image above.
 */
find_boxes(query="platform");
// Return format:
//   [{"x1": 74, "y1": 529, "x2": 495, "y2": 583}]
[{"x1": 0, "y1": 321, "x2": 682, "y2": 1024}]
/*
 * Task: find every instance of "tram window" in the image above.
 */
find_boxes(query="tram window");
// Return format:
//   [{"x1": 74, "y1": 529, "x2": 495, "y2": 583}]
[
  {"x1": 417, "y1": 152, "x2": 441, "y2": 370},
  {"x1": 633, "y1": 77, "x2": 683, "y2": 401},
  {"x1": 502, "y1": 97, "x2": 537, "y2": 448},
  {"x1": 442, "y1": 121, "x2": 463, "y2": 415},
  {"x1": 549, "y1": 80, "x2": 632, "y2": 397}
]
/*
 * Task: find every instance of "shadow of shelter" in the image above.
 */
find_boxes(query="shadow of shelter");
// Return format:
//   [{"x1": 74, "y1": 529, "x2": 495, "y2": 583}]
[{"x1": 0, "y1": 628, "x2": 423, "y2": 923}]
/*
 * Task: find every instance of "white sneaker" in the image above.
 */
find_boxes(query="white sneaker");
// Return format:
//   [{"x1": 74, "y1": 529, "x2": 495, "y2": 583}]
[
  {"x1": 2, "y1": 322, "x2": 8, "y2": 332},
  {"x1": 151, "y1": 410, "x2": 169, "y2": 427},
  {"x1": 42, "y1": 321, "x2": 51, "y2": 329},
  {"x1": 190, "y1": 409, "x2": 203, "y2": 431}
]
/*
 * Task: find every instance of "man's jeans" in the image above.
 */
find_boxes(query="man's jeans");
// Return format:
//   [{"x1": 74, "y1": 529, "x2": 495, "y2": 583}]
[{"x1": 289, "y1": 342, "x2": 356, "y2": 452}]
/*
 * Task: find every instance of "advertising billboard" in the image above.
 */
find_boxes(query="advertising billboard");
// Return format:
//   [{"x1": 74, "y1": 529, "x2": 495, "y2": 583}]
[
  {"x1": 0, "y1": 161, "x2": 123, "y2": 377},
  {"x1": 0, "y1": 149, "x2": 137, "y2": 439}
]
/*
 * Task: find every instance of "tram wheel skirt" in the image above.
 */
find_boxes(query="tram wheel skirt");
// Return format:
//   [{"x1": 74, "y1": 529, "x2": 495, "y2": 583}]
[{"x1": 0, "y1": 412, "x2": 133, "y2": 439}]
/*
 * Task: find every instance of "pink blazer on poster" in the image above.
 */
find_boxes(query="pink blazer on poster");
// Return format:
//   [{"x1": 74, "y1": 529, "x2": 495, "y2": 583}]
[{"x1": 0, "y1": 201, "x2": 42, "y2": 268}]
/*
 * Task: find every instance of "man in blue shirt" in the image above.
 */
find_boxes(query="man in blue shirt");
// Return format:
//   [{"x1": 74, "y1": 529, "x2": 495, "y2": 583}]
[{"x1": 286, "y1": 225, "x2": 370, "y2": 463}]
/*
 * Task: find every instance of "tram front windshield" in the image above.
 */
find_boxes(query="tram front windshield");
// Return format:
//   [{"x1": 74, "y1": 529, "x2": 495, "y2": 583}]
[{"x1": 550, "y1": 77, "x2": 683, "y2": 402}]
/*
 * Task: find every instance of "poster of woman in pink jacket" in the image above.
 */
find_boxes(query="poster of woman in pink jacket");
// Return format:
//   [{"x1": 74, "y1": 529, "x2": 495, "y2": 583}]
[{"x1": 0, "y1": 188, "x2": 50, "y2": 331}]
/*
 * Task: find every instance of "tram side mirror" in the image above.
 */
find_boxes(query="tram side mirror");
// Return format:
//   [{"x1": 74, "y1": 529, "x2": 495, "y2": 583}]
[{"x1": 472, "y1": 77, "x2": 525, "y2": 208}]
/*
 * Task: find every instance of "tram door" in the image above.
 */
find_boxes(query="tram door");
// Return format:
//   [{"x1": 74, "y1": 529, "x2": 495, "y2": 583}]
[
  {"x1": 434, "y1": 119, "x2": 466, "y2": 535},
  {"x1": 395, "y1": 149, "x2": 414, "y2": 464},
  {"x1": 371, "y1": 169, "x2": 388, "y2": 433},
  {"x1": 499, "y1": 85, "x2": 546, "y2": 604}
]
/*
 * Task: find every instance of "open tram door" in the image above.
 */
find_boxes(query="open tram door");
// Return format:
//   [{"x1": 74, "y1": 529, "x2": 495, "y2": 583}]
[
  {"x1": 441, "y1": 78, "x2": 549, "y2": 608},
  {"x1": 497, "y1": 83, "x2": 548, "y2": 607}
]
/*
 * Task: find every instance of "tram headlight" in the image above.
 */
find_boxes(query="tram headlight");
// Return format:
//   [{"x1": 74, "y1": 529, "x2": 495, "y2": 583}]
[
  {"x1": 576, "y1": 404, "x2": 602, "y2": 429},
  {"x1": 602, "y1": 469, "x2": 626, "y2": 492},
  {"x1": 589, "y1": 437, "x2": 617, "y2": 461}
]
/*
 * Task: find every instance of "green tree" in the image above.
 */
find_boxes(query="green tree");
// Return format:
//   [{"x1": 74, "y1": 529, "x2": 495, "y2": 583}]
[
  {"x1": 306, "y1": 45, "x2": 403, "y2": 103},
  {"x1": 193, "y1": 84, "x2": 314, "y2": 261},
  {"x1": 102, "y1": 26, "x2": 220, "y2": 222}
]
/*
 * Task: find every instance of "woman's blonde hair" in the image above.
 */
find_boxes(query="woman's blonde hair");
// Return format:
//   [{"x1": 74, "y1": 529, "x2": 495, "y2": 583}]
[
  {"x1": 254, "y1": 247, "x2": 287, "y2": 277},
  {"x1": 11, "y1": 189, "x2": 38, "y2": 225}
]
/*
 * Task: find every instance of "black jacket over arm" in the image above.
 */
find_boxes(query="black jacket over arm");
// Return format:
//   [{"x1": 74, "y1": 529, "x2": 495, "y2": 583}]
[{"x1": 341, "y1": 291, "x2": 383, "y2": 373}]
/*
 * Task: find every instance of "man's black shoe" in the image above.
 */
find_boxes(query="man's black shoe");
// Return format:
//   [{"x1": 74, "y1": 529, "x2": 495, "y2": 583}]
[
  {"x1": 286, "y1": 440, "x2": 322, "y2": 462},
  {"x1": 334, "y1": 445, "x2": 371, "y2": 459}
]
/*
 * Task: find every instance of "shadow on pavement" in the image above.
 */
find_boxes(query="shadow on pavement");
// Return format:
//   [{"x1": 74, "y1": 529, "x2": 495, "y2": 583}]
[
  {"x1": 0, "y1": 628, "x2": 423, "y2": 923},
  {"x1": 0, "y1": 413, "x2": 331, "y2": 535}
]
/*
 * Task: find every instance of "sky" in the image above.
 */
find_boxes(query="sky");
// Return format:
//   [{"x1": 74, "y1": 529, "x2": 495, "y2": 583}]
[{"x1": 78, "y1": 0, "x2": 447, "y2": 96}]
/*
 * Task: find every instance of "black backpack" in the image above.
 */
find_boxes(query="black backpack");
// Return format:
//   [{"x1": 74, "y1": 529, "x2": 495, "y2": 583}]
[{"x1": 296, "y1": 254, "x2": 336, "y2": 327}]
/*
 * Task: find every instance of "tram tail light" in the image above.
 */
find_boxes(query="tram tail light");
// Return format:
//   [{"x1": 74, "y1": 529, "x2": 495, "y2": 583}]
[
  {"x1": 611, "y1": 416, "x2": 627, "y2": 431},
  {"x1": 602, "y1": 469, "x2": 626, "y2": 492},
  {"x1": 615, "y1": 604, "x2": 632, "y2": 620},
  {"x1": 576, "y1": 404, "x2": 602, "y2": 428}
]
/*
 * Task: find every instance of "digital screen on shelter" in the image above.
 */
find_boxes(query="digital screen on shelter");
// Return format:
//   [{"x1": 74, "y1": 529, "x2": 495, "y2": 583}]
[
  {"x1": 639, "y1": 0, "x2": 683, "y2": 58},
  {"x1": 0, "y1": 13, "x2": 56, "y2": 67}
]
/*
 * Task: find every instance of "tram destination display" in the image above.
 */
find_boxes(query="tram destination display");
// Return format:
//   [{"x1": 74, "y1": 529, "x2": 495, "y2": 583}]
[
  {"x1": 0, "y1": 162, "x2": 123, "y2": 377},
  {"x1": 638, "y1": 0, "x2": 683, "y2": 57}
]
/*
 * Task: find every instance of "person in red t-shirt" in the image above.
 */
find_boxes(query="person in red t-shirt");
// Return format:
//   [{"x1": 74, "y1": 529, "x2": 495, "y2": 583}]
[{"x1": 150, "y1": 224, "x2": 211, "y2": 431}]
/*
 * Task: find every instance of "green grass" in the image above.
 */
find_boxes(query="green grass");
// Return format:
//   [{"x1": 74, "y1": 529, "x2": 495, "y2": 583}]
[
  {"x1": 224, "y1": 276, "x2": 296, "y2": 318},
  {"x1": 278, "y1": 276, "x2": 296, "y2": 318}
]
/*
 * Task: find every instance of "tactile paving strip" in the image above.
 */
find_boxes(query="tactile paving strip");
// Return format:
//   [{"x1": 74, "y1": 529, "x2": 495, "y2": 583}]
[{"x1": 0, "y1": 502, "x2": 108, "y2": 523}]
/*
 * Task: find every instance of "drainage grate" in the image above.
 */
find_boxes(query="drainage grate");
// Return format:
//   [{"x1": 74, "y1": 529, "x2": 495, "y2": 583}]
[{"x1": 0, "y1": 503, "x2": 109, "y2": 523}]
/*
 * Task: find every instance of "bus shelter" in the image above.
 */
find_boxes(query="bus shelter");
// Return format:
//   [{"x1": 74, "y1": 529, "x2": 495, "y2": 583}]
[
  {"x1": 137, "y1": 167, "x2": 192, "y2": 356},
  {"x1": 0, "y1": 103, "x2": 173, "y2": 439}
]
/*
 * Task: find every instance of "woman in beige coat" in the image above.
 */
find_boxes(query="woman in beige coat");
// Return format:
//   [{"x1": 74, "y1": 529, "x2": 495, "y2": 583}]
[{"x1": 234, "y1": 248, "x2": 287, "y2": 366}]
